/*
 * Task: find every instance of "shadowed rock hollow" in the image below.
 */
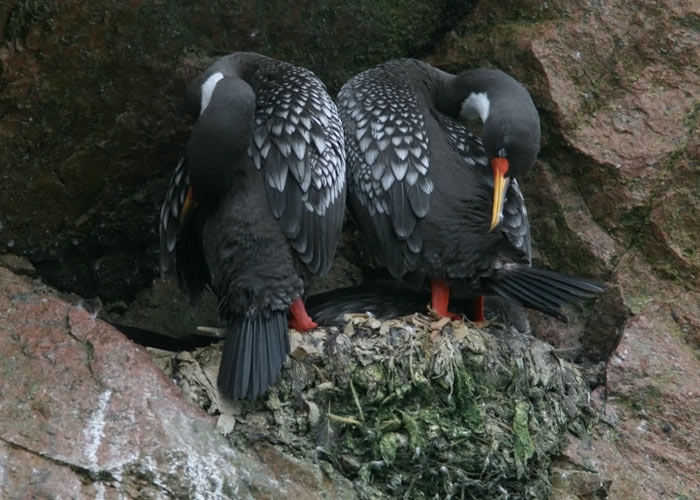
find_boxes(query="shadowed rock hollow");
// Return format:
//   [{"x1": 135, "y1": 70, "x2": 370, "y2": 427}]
[
  {"x1": 0, "y1": 0, "x2": 474, "y2": 302},
  {"x1": 0, "y1": 267, "x2": 358, "y2": 499}
]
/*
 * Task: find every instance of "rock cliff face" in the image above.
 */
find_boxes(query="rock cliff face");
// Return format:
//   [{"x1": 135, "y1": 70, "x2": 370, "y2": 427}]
[
  {"x1": 0, "y1": 267, "x2": 358, "y2": 499},
  {"x1": 1, "y1": 0, "x2": 699, "y2": 498},
  {"x1": 430, "y1": 1, "x2": 700, "y2": 498}
]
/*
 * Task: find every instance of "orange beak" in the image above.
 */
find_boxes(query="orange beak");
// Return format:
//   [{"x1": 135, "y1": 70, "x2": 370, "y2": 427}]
[{"x1": 490, "y1": 158, "x2": 510, "y2": 231}]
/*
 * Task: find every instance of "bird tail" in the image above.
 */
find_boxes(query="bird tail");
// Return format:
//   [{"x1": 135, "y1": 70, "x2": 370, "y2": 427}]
[
  {"x1": 305, "y1": 284, "x2": 429, "y2": 326},
  {"x1": 305, "y1": 284, "x2": 531, "y2": 332},
  {"x1": 486, "y1": 266, "x2": 605, "y2": 322},
  {"x1": 217, "y1": 310, "x2": 290, "y2": 401}
]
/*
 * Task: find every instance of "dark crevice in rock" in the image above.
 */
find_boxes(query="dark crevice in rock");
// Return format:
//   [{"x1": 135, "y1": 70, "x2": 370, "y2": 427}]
[{"x1": 0, "y1": 435, "x2": 121, "y2": 484}]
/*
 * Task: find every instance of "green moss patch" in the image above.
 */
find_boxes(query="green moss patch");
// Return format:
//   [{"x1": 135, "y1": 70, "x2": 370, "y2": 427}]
[{"x1": 162, "y1": 313, "x2": 595, "y2": 498}]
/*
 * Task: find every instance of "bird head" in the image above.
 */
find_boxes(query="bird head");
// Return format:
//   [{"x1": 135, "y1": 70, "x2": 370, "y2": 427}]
[
  {"x1": 185, "y1": 52, "x2": 260, "y2": 117},
  {"x1": 456, "y1": 68, "x2": 540, "y2": 231}
]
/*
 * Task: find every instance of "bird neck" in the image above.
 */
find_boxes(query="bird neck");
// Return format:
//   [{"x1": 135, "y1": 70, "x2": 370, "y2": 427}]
[{"x1": 186, "y1": 78, "x2": 257, "y2": 204}]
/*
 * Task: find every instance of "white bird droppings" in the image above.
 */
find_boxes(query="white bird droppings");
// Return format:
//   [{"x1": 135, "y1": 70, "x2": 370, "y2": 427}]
[{"x1": 83, "y1": 389, "x2": 112, "y2": 469}]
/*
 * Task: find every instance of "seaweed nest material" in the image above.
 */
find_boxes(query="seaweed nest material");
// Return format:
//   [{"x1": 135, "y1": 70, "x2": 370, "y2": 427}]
[{"x1": 152, "y1": 313, "x2": 593, "y2": 499}]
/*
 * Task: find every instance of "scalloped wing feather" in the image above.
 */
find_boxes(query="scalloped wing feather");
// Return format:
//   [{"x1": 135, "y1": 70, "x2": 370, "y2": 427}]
[
  {"x1": 250, "y1": 63, "x2": 346, "y2": 278},
  {"x1": 502, "y1": 179, "x2": 531, "y2": 263},
  {"x1": 159, "y1": 157, "x2": 190, "y2": 275},
  {"x1": 158, "y1": 157, "x2": 209, "y2": 302},
  {"x1": 336, "y1": 63, "x2": 434, "y2": 278}
]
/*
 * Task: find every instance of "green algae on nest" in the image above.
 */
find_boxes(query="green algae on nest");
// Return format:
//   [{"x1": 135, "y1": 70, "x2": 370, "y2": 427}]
[{"x1": 158, "y1": 313, "x2": 595, "y2": 499}]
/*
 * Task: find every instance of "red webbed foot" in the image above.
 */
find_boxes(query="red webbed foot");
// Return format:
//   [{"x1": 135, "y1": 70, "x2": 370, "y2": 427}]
[{"x1": 288, "y1": 297, "x2": 318, "y2": 332}]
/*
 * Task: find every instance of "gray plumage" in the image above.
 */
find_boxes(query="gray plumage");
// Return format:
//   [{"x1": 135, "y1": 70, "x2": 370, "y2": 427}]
[
  {"x1": 159, "y1": 52, "x2": 346, "y2": 399},
  {"x1": 337, "y1": 59, "x2": 603, "y2": 320}
]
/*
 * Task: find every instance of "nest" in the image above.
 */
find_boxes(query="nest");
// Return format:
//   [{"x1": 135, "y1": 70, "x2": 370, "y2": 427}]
[{"x1": 151, "y1": 313, "x2": 593, "y2": 499}]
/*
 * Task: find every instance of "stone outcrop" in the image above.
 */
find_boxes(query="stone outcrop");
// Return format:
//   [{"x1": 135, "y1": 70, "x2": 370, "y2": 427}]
[
  {"x1": 0, "y1": 267, "x2": 358, "y2": 499},
  {"x1": 1, "y1": 0, "x2": 699, "y2": 498}
]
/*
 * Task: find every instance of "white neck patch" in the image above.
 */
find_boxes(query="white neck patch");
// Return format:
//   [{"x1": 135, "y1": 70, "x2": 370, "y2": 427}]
[
  {"x1": 200, "y1": 71, "x2": 225, "y2": 115},
  {"x1": 460, "y1": 92, "x2": 490, "y2": 123}
]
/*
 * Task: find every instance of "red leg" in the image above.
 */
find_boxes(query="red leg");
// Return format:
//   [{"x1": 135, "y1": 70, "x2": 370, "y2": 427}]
[
  {"x1": 288, "y1": 297, "x2": 318, "y2": 332},
  {"x1": 470, "y1": 296, "x2": 485, "y2": 323},
  {"x1": 429, "y1": 279, "x2": 461, "y2": 320}
]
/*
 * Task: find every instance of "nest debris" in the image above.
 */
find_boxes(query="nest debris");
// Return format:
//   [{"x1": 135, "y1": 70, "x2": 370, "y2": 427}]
[{"x1": 151, "y1": 312, "x2": 594, "y2": 499}]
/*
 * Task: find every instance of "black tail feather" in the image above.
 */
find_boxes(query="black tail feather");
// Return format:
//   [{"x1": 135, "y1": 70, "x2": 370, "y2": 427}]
[
  {"x1": 108, "y1": 321, "x2": 220, "y2": 351},
  {"x1": 498, "y1": 275, "x2": 570, "y2": 307},
  {"x1": 305, "y1": 283, "x2": 530, "y2": 332},
  {"x1": 250, "y1": 324, "x2": 262, "y2": 400},
  {"x1": 305, "y1": 284, "x2": 431, "y2": 326},
  {"x1": 489, "y1": 280, "x2": 567, "y2": 321},
  {"x1": 253, "y1": 323, "x2": 263, "y2": 399},
  {"x1": 512, "y1": 267, "x2": 604, "y2": 297},
  {"x1": 488, "y1": 266, "x2": 605, "y2": 322},
  {"x1": 217, "y1": 311, "x2": 289, "y2": 401}
]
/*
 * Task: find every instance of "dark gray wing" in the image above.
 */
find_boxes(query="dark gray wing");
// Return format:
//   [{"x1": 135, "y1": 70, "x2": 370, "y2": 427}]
[
  {"x1": 439, "y1": 115, "x2": 488, "y2": 167},
  {"x1": 336, "y1": 63, "x2": 434, "y2": 278},
  {"x1": 159, "y1": 157, "x2": 189, "y2": 276},
  {"x1": 249, "y1": 63, "x2": 346, "y2": 278},
  {"x1": 441, "y1": 115, "x2": 531, "y2": 261},
  {"x1": 158, "y1": 157, "x2": 209, "y2": 302},
  {"x1": 502, "y1": 179, "x2": 531, "y2": 263}
]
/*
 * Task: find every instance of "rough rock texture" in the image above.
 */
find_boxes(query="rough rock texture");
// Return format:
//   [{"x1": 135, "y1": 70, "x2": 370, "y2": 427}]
[
  {"x1": 0, "y1": 0, "x2": 474, "y2": 303},
  {"x1": 0, "y1": 263, "x2": 597, "y2": 498},
  {"x1": 429, "y1": 0, "x2": 700, "y2": 498},
  {"x1": 0, "y1": 267, "x2": 357, "y2": 499},
  {"x1": 559, "y1": 295, "x2": 700, "y2": 499},
  {"x1": 1, "y1": 0, "x2": 700, "y2": 498}
]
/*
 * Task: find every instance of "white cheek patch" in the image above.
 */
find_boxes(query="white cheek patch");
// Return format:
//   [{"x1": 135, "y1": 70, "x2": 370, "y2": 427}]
[
  {"x1": 461, "y1": 92, "x2": 490, "y2": 123},
  {"x1": 200, "y1": 71, "x2": 225, "y2": 114}
]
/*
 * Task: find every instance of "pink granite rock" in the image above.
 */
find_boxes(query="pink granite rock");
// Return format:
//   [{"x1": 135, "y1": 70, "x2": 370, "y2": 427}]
[{"x1": 0, "y1": 267, "x2": 356, "y2": 499}]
